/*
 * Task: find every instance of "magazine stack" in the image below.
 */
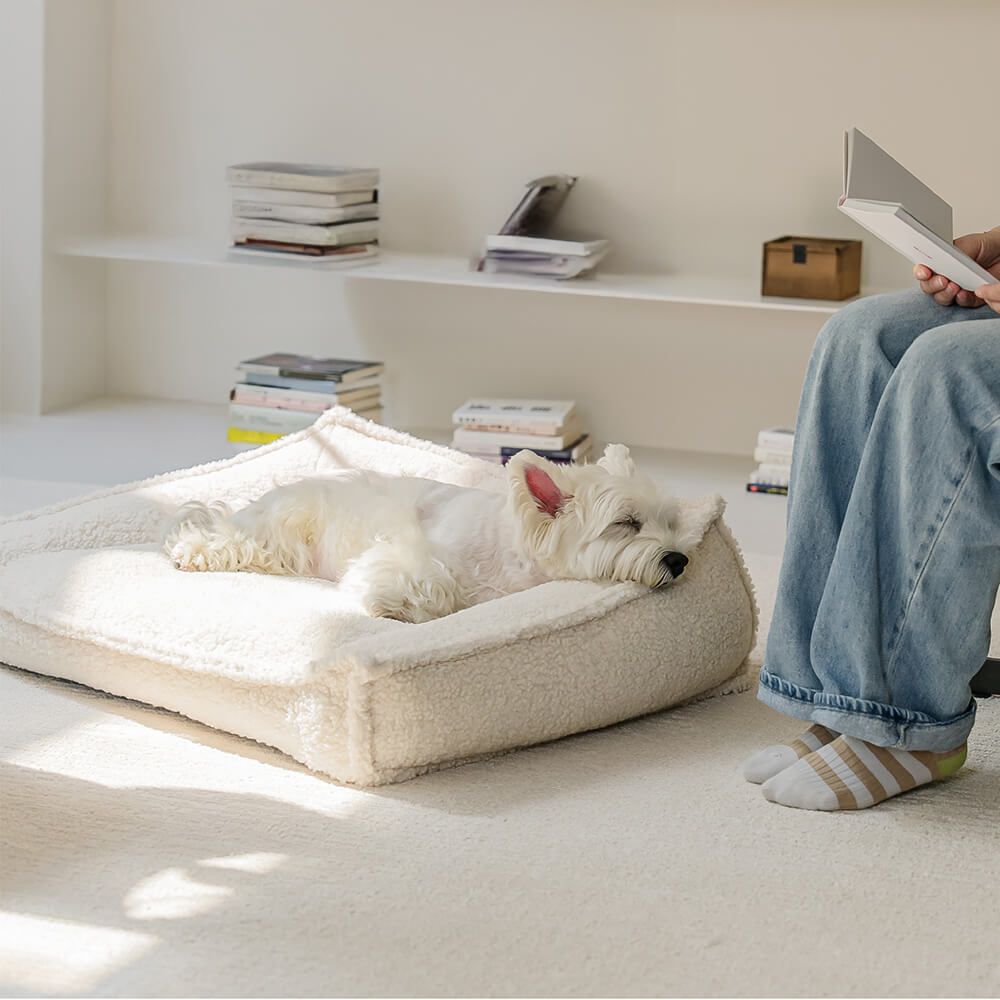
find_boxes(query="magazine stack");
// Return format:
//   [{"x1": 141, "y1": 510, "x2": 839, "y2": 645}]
[
  {"x1": 226, "y1": 162, "x2": 380, "y2": 265},
  {"x1": 747, "y1": 425, "x2": 794, "y2": 495},
  {"x1": 477, "y1": 174, "x2": 610, "y2": 280},
  {"x1": 229, "y1": 352, "x2": 385, "y2": 450},
  {"x1": 450, "y1": 398, "x2": 592, "y2": 465}
]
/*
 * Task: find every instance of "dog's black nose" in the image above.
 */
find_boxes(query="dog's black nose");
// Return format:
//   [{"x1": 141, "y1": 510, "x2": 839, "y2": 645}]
[{"x1": 661, "y1": 551, "x2": 688, "y2": 579}]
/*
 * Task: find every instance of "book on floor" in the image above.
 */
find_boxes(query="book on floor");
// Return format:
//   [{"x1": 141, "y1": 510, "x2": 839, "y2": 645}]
[
  {"x1": 230, "y1": 382, "x2": 381, "y2": 412},
  {"x1": 756, "y1": 426, "x2": 794, "y2": 452},
  {"x1": 228, "y1": 403, "x2": 319, "y2": 435},
  {"x1": 226, "y1": 162, "x2": 380, "y2": 194},
  {"x1": 748, "y1": 462, "x2": 791, "y2": 487},
  {"x1": 838, "y1": 128, "x2": 997, "y2": 292},
  {"x1": 499, "y1": 434, "x2": 593, "y2": 465},
  {"x1": 753, "y1": 445, "x2": 794, "y2": 465},
  {"x1": 451, "y1": 426, "x2": 586, "y2": 454},
  {"x1": 241, "y1": 371, "x2": 385, "y2": 392},
  {"x1": 458, "y1": 412, "x2": 584, "y2": 444},
  {"x1": 228, "y1": 405, "x2": 383, "y2": 446},
  {"x1": 236, "y1": 353, "x2": 384, "y2": 383}
]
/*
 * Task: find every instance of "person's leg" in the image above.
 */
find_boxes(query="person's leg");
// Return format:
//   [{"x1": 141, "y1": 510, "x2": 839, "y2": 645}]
[
  {"x1": 747, "y1": 291, "x2": 1000, "y2": 787},
  {"x1": 761, "y1": 291, "x2": 996, "y2": 707},
  {"x1": 760, "y1": 315, "x2": 1000, "y2": 808}
]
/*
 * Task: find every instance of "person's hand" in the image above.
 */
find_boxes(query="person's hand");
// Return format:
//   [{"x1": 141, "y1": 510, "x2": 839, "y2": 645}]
[{"x1": 914, "y1": 224, "x2": 1000, "y2": 314}]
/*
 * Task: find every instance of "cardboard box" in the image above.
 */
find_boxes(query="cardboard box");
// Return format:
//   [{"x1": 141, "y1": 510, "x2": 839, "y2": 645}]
[{"x1": 762, "y1": 236, "x2": 861, "y2": 300}]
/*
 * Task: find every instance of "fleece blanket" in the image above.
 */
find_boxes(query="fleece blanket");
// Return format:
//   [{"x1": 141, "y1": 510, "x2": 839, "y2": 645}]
[{"x1": 0, "y1": 409, "x2": 757, "y2": 785}]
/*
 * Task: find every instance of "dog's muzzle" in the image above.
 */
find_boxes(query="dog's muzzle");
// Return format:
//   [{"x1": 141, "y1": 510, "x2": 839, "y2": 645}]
[{"x1": 660, "y1": 551, "x2": 688, "y2": 581}]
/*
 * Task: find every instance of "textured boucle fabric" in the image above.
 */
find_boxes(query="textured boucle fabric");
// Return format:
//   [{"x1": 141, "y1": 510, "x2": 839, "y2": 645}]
[{"x1": 0, "y1": 408, "x2": 757, "y2": 785}]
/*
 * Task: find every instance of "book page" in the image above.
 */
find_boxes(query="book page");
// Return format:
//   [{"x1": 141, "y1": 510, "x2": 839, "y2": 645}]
[{"x1": 843, "y1": 128, "x2": 953, "y2": 240}]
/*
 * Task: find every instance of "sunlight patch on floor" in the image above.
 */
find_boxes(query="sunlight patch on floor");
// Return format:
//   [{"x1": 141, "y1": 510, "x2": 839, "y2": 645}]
[
  {"x1": 123, "y1": 867, "x2": 233, "y2": 921},
  {"x1": 0, "y1": 910, "x2": 157, "y2": 994},
  {"x1": 199, "y1": 852, "x2": 287, "y2": 873}
]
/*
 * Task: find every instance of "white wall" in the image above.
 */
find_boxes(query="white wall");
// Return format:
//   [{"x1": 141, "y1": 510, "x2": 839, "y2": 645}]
[
  {"x1": 18, "y1": 0, "x2": 1000, "y2": 452},
  {"x1": 106, "y1": 0, "x2": 999, "y2": 279},
  {"x1": 42, "y1": 0, "x2": 109, "y2": 411},
  {"x1": 0, "y1": 0, "x2": 108, "y2": 417},
  {"x1": 0, "y1": 1, "x2": 45, "y2": 415}
]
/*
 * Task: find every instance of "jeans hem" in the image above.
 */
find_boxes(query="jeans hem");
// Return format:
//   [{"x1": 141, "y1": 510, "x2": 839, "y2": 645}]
[{"x1": 757, "y1": 667, "x2": 976, "y2": 751}]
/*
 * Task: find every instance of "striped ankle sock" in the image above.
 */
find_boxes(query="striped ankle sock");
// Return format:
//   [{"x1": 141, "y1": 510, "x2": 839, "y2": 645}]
[
  {"x1": 761, "y1": 734, "x2": 967, "y2": 811},
  {"x1": 742, "y1": 724, "x2": 838, "y2": 784}
]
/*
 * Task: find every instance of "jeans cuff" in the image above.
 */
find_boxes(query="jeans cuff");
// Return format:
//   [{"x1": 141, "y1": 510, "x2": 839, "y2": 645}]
[{"x1": 757, "y1": 667, "x2": 977, "y2": 751}]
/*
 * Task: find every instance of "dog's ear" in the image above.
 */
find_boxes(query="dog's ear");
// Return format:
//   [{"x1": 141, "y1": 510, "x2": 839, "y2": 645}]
[
  {"x1": 524, "y1": 464, "x2": 566, "y2": 517},
  {"x1": 506, "y1": 451, "x2": 568, "y2": 517},
  {"x1": 597, "y1": 443, "x2": 636, "y2": 478}
]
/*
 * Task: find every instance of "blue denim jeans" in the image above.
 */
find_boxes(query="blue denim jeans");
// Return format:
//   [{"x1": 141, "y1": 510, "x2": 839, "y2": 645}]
[{"x1": 759, "y1": 289, "x2": 1000, "y2": 750}]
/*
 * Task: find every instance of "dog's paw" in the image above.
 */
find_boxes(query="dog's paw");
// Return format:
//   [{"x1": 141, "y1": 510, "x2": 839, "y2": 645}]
[
  {"x1": 167, "y1": 540, "x2": 210, "y2": 572},
  {"x1": 368, "y1": 601, "x2": 418, "y2": 624}
]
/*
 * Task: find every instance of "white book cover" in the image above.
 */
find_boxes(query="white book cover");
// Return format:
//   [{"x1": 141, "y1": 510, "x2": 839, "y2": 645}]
[
  {"x1": 230, "y1": 382, "x2": 380, "y2": 411},
  {"x1": 456, "y1": 413, "x2": 583, "y2": 437},
  {"x1": 839, "y1": 128, "x2": 997, "y2": 292},
  {"x1": 452, "y1": 398, "x2": 577, "y2": 430},
  {"x1": 226, "y1": 162, "x2": 380, "y2": 194},
  {"x1": 749, "y1": 465, "x2": 791, "y2": 487},
  {"x1": 231, "y1": 217, "x2": 379, "y2": 247},
  {"x1": 232, "y1": 201, "x2": 379, "y2": 225},
  {"x1": 753, "y1": 445, "x2": 794, "y2": 465},
  {"x1": 228, "y1": 403, "x2": 318, "y2": 433},
  {"x1": 481, "y1": 253, "x2": 605, "y2": 279},
  {"x1": 451, "y1": 426, "x2": 583, "y2": 454},
  {"x1": 756, "y1": 426, "x2": 794, "y2": 451},
  {"x1": 227, "y1": 244, "x2": 378, "y2": 266},
  {"x1": 754, "y1": 462, "x2": 792, "y2": 481},
  {"x1": 229, "y1": 186, "x2": 376, "y2": 208},
  {"x1": 483, "y1": 235, "x2": 609, "y2": 256}
]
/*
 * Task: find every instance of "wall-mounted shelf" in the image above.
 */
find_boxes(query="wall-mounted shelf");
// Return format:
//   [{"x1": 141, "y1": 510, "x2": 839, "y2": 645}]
[{"x1": 54, "y1": 235, "x2": 898, "y2": 314}]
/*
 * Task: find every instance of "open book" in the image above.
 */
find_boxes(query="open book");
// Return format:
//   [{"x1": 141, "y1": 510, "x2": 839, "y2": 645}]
[{"x1": 838, "y1": 128, "x2": 997, "y2": 292}]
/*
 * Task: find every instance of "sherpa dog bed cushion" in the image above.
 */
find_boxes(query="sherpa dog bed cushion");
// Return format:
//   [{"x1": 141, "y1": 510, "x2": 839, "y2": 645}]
[{"x1": 0, "y1": 409, "x2": 757, "y2": 786}]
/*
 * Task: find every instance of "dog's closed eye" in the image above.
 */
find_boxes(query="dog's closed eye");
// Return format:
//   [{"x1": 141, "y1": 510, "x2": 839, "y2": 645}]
[{"x1": 610, "y1": 515, "x2": 643, "y2": 534}]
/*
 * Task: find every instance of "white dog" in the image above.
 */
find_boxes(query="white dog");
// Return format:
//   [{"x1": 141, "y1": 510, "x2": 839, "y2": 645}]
[{"x1": 163, "y1": 443, "x2": 694, "y2": 623}]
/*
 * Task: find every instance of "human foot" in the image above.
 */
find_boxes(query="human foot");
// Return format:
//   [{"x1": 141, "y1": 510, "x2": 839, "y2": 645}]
[
  {"x1": 760, "y1": 734, "x2": 967, "y2": 810},
  {"x1": 742, "y1": 724, "x2": 838, "y2": 784}
]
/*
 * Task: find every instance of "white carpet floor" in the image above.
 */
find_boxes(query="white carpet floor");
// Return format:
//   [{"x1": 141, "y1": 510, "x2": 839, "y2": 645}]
[{"x1": 2, "y1": 401, "x2": 999, "y2": 998}]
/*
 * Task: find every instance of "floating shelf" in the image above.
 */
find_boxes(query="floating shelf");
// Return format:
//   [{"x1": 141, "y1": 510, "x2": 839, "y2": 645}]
[{"x1": 52, "y1": 235, "x2": 898, "y2": 314}]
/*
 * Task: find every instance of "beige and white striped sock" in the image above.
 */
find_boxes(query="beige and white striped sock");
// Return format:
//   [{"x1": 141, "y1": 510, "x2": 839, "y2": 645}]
[
  {"x1": 761, "y1": 734, "x2": 968, "y2": 810},
  {"x1": 742, "y1": 724, "x2": 838, "y2": 784}
]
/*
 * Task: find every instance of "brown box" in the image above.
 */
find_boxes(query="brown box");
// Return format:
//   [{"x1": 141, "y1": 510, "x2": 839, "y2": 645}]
[{"x1": 762, "y1": 236, "x2": 862, "y2": 300}]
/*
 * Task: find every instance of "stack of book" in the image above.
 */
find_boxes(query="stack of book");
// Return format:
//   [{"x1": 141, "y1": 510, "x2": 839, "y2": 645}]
[
  {"x1": 226, "y1": 161, "x2": 380, "y2": 264},
  {"x1": 480, "y1": 235, "x2": 610, "y2": 279},
  {"x1": 450, "y1": 398, "x2": 593, "y2": 465},
  {"x1": 747, "y1": 426, "x2": 794, "y2": 495},
  {"x1": 477, "y1": 174, "x2": 610, "y2": 280},
  {"x1": 229, "y1": 352, "x2": 385, "y2": 450}
]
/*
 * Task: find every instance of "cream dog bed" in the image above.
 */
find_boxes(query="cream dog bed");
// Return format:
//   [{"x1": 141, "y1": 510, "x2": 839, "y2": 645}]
[{"x1": 0, "y1": 409, "x2": 757, "y2": 786}]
